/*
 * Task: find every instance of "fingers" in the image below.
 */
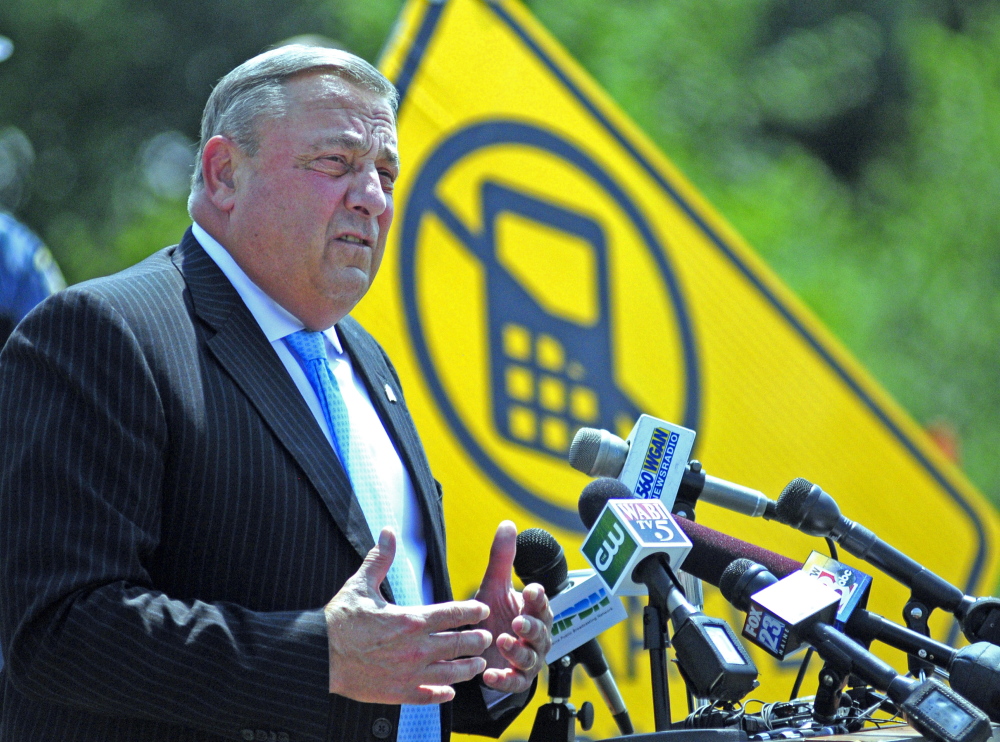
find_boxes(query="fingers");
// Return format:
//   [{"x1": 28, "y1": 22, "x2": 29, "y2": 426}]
[
  {"x1": 496, "y1": 615, "x2": 546, "y2": 669},
  {"x1": 512, "y1": 613, "x2": 550, "y2": 651},
  {"x1": 422, "y1": 655, "x2": 489, "y2": 687},
  {"x1": 482, "y1": 663, "x2": 533, "y2": 694},
  {"x1": 408, "y1": 684, "x2": 457, "y2": 705},
  {"x1": 420, "y1": 599, "x2": 490, "y2": 634},
  {"x1": 521, "y1": 583, "x2": 550, "y2": 620},
  {"x1": 393, "y1": 654, "x2": 491, "y2": 705},
  {"x1": 480, "y1": 520, "x2": 517, "y2": 585},
  {"x1": 425, "y1": 628, "x2": 492, "y2": 663},
  {"x1": 356, "y1": 528, "x2": 396, "y2": 594},
  {"x1": 482, "y1": 581, "x2": 553, "y2": 694}
]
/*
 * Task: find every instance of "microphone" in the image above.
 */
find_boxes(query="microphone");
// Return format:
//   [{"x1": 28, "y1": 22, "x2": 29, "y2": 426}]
[
  {"x1": 579, "y1": 478, "x2": 692, "y2": 597},
  {"x1": 579, "y1": 479, "x2": 759, "y2": 703},
  {"x1": 718, "y1": 559, "x2": 992, "y2": 742},
  {"x1": 675, "y1": 516, "x2": 959, "y2": 660},
  {"x1": 677, "y1": 519, "x2": 1000, "y2": 723},
  {"x1": 513, "y1": 528, "x2": 633, "y2": 735},
  {"x1": 773, "y1": 478, "x2": 1000, "y2": 644},
  {"x1": 569, "y1": 422, "x2": 776, "y2": 518},
  {"x1": 733, "y1": 568, "x2": 841, "y2": 660},
  {"x1": 669, "y1": 514, "x2": 801, "y2": 587},
  {"x1": 569, "y1": 416, "x2": 696, "y2": 507}
]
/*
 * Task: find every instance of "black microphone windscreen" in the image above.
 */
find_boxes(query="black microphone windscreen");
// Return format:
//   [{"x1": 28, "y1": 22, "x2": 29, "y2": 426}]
[
  {"x1": 578, "y1": 477, "x2": 632, "y2": 529},
  {"x1": 674, "y1": 515, "x2": 802, "y2": 588},
  {"x1": 775, "y1": 477, "x2": 815, "y2": 525},
  {"x1": 719, "y1": 558, "x2": 757, "y2": 605},
  {"x1": 513, "y1": 528, "x2": 568, "y2": 595}
]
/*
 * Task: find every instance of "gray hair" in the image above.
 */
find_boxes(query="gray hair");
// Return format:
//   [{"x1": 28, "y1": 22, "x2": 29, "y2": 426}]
[{"x1": 188, "y1": 44, "x2": 397, "y2": 197}]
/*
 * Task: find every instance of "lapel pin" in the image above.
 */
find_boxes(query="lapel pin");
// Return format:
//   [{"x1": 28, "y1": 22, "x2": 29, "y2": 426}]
[{"x1": 384, "y1": 383, "x2": 397, "y2": 403}]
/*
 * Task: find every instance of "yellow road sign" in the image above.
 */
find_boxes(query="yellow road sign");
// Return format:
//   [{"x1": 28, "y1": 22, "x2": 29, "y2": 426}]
[{"x1": 363, "y1": 0, "x2": 1000, "y2": 737}]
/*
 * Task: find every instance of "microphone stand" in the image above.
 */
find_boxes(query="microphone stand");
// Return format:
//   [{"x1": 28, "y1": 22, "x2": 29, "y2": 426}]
[
  {"x1": 528, "y1": 654, "x2": 594, "y2": 742},
  {"x1": 672, "y1": 463, "x2": 711, "y2": 715},
  {"x1": 812, "y1": 661, "x2": 849, "y2": 725},
  {"x1": 634, "y1": 555, "x2": 676, "y2": 731},
  {"x1": 671, "y1": 461, "x2": 705, "y2": 522},
  {"x1": 602, "y1": 560, "x2": 751, "y2": 742}
]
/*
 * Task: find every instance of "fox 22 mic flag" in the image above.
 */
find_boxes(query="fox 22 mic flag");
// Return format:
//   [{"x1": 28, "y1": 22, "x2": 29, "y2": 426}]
[{"x1": 362, "y1": 0, "x2": 1000, "y2": 737}]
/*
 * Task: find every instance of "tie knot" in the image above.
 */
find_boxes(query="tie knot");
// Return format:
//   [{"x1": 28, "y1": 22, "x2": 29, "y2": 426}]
[{"x1": 285, "y1": 329, "x2": 328, "y2": 364}]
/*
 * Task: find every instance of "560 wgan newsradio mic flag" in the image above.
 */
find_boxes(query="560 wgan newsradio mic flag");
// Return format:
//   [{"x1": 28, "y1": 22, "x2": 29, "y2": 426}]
[{"x1": 364, "y1": 0, "x2": 1000, "y2": 737}]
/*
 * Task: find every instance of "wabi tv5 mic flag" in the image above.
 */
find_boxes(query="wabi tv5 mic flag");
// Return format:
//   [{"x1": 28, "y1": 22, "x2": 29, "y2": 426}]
[{"x1": 580, "y1": 493, "x2": 691, "y2": 596}]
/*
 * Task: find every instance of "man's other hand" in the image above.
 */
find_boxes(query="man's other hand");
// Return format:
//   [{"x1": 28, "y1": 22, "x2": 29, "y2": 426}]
[
  {"x1": 325, "y1": 528, "x2": 492, "y2": 704},
  {"x1": 474, "y1": 521, "x2": 553, "y2": 694}
]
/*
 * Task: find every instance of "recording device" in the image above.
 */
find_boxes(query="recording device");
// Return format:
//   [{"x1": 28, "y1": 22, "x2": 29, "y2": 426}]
[
  {"x1": 774, "y1": 478, "x2": 1000, "y2": 645},
  {"x1": 513, "y1": 528, "x2": 632, "y2": 735},
  {"x1": 579, "y1": 479, "x2": 758, "y2": 704},
  {"x1": 718, "y1": 559, "x2": 991, "y2": 742},
  {"x1": 569, "y1": 421, "x2": 776, "y2": 517}
]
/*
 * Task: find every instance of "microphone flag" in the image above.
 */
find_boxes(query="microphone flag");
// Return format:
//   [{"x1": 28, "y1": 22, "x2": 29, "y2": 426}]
[
  {"x1": 801, "y1": 551, "x2": 873, "y2": 630},
  {"x1": 546, "y1": 569, "x2": 628, "y2": 664},
  {"x1": 581, "y1": 497, "x2": 692, "y2": 596},
  {"x1": 742, "y1": 570, "x2": 840, "y2": 659}
]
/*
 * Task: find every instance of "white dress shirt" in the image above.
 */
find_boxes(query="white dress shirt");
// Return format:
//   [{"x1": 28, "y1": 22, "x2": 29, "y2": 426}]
[{"x1": 192, "y1": 222, "x2": 432, "y2": 603}]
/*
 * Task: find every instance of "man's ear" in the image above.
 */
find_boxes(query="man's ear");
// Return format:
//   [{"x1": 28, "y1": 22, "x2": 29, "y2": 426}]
[{"x1": 201, "y1": 135, "x2": 242, "y2": 212}]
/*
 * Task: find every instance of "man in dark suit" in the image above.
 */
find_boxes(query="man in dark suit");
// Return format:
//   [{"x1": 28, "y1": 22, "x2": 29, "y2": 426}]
[{"x1": 0, "y1": 45, "x2": 551, "y2": 741}]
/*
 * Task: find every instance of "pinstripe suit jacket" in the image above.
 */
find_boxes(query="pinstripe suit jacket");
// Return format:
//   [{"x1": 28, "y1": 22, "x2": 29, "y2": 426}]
[{"x1": 0, "y1": 230, "x2": 520, "y2": 741}]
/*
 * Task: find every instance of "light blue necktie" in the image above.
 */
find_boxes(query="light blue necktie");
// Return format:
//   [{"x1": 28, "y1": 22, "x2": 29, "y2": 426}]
[{"x1": 284, "y1": 330, "x2": 440, "y2": 742}]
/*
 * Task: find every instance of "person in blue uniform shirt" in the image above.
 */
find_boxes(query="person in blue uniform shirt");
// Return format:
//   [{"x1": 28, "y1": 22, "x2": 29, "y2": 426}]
[
  {"x1": 0, "y1": 211, "x2": 66, "y2": 347},
  {"x1": 0, "y1": 34, "x2": 66, "y2": 348}
]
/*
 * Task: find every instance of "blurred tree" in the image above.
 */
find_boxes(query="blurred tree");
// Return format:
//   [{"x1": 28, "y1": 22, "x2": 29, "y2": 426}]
[
  {"x1": 525, "y1": 0, "x2": 1000, "y2": 502},
  {"x1": 0, "y1": 0, "x2": 403, "y2": 282}
]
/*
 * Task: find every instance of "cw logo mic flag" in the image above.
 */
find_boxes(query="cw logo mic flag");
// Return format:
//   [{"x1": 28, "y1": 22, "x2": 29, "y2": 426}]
[{"x1": 359, "y1": 0, "x2": 1000, "y2": 736}]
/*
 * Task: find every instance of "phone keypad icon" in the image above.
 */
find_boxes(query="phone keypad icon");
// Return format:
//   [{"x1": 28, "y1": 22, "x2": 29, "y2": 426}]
[{"x1": 501, "y1": 322, "x2": 601, "y2": 454}]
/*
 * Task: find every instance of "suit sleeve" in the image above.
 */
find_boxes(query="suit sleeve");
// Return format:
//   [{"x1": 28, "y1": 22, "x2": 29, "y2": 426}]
[{"x1": 0, "y1": 289, "x2": 335, "y2": 740}]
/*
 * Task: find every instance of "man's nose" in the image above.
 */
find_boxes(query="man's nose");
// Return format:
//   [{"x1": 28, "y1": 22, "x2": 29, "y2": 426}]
[{"x1": 346, "y1": 166, "x2": 387, "y2": 217}]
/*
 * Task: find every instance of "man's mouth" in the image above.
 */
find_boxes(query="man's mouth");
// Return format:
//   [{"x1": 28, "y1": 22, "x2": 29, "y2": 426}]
[{"x1": 339, "y1": 234, "x2": 372, "y2": 247}]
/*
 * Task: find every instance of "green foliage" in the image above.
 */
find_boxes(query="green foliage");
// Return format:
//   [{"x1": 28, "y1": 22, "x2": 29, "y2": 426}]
[
  {"x1": 0, "y1": 0, "x2": 405, "y2": 282},
  {"x1": 528, "y1": 0, "x2": 1000, "y2": 500},
  {"x1": 2, "y1": 0, "x2": 1000, "y2": 501}
]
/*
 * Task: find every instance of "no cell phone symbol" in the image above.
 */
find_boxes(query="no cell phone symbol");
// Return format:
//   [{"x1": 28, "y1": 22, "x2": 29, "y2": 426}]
[
  {"x1": 467, "y1": 182, "x2": 640, "y2": 456},
  {"x1": 400, "y1": 121, "x2": 698, "y2": 530}
]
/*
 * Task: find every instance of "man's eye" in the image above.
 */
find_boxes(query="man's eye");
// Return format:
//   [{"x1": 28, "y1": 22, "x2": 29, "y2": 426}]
[{"x1": 379, "y1": 171, "x2": 396, "y2": 192}]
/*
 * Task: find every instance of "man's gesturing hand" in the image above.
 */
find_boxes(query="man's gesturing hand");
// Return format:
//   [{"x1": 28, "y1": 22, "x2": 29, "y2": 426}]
[
  {"x1": 325, "y1": 529, "x2": 493, "y2": 704},
  {"x1": 474, "y1": 521, "x2": 553, "y2": 694}
]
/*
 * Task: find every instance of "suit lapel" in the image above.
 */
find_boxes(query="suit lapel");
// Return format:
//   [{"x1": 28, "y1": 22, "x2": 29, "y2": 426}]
[{"x1": 172, "y1": 230, "x2": 374, "y2": 561}]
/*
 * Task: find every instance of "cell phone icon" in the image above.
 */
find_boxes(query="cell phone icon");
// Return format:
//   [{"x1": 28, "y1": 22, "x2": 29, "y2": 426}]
[{"x1": 467, "y1": 181, "x2": 641, "y2": 456}]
